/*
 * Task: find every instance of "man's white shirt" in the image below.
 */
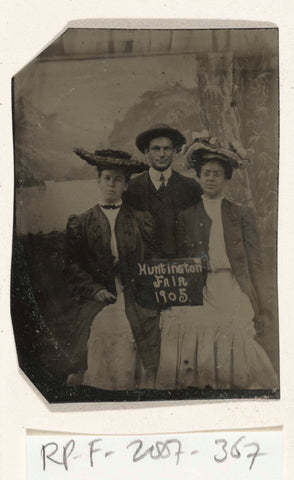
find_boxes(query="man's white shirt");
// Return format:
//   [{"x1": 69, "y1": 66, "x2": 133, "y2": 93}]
[{"x1": 148, "y1": 166, "x2": 172, "y2": 190}]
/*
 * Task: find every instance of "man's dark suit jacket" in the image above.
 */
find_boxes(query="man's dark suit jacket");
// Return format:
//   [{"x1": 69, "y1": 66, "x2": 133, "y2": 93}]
[
  {"x1": 65, "y1": 203, "x2": 160, "y2": 372},
  {"x1": 124, "y1": 169, "x2": 202, "y2": 258},
  {"x1": 176, "y1": 198, "x2": 268, "y2": 316}
]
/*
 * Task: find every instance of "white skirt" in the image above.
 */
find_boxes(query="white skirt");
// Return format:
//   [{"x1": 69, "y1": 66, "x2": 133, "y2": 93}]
[
  {"x1": 156, "y1": 270, "x2": 279, "y2": 390},
  {"x1": 83, "y1": 290, "x2": 138, "y2": 390}
]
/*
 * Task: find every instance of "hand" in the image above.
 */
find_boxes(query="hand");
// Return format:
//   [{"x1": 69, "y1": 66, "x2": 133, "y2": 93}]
[{"x1": 94, "y1": 289, "x2": 117, "y2": 304}]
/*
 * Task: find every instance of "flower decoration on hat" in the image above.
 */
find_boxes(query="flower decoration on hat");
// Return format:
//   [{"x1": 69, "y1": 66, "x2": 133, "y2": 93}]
[
  {"x1": 229, "y1": 140, "x2": 250, "y2": 163},
  {"x1": 184, "y1": 131, "x2": 251, "y2": 170}
]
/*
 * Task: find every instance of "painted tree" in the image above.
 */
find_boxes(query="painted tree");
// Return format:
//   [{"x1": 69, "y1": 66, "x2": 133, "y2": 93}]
[{"x1": 195, "y1": 31, "x2": 254, "y2": 207}]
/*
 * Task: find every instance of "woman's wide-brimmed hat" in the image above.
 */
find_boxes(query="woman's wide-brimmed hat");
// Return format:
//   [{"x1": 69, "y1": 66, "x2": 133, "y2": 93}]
[
  {"x1": 184, "y1": 130, "x2": 250, "y2": 170},
  {"x1": 74, "y1": 148, "x2": 149, "y2": 174},
  {"x1": 136, "y1": 124, "x2": 186, "y2": 153}
]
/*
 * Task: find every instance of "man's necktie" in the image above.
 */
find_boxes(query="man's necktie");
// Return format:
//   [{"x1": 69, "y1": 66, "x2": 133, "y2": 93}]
[{"x1": 158, "y1": 173, "x2": 166, "y2": 193}]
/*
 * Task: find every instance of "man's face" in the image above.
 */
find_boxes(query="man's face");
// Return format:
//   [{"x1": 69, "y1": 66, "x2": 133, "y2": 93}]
[
  {"x1": 199, "y1": 161, "x2": 226, "y2": 199},
  {"x1": 98, "y1": 168, "x2": 128, "y2": 204},
  {"x1": 146, "y1": 137, "x2": 175, "y2": 172}
]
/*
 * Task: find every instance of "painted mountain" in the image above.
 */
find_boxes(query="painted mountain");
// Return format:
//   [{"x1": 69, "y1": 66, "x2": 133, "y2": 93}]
[{"x1": 13, "y1": 82, "x2": 202, "y2": 185}]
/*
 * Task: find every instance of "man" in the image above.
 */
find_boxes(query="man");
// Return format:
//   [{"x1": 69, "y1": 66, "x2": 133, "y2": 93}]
[{"x1": 124, "y1": 124, "x2": 202, "y2": 258}]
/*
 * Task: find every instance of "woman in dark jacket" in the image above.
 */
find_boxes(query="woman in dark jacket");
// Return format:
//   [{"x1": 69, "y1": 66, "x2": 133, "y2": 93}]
[
  {"x1": 156, "y1": 137, "x2": 279, "y2": 391},
  {"x1": 65, "y1": 148, "x2": 160, "y2": 390}
]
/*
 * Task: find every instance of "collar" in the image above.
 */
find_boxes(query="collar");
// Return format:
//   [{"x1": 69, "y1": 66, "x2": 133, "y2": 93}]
[
  {"x1": 149, "y1": 166, "x2": 172, "y2": 184},
  {"x1": 201, "y1": 194, "x2": 224, "y2": 204},
  {"x1": 99, "y1": 200, "x2": 122, "y2": 210}
]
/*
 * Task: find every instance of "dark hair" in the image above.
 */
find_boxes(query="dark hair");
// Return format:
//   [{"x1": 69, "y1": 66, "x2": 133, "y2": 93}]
[
  {"x1": 195, "y1": 157, "x2": 233, "y2": 180},
  {"x1": 97, "y1": 165, "x2": 131, "y2": 182}
]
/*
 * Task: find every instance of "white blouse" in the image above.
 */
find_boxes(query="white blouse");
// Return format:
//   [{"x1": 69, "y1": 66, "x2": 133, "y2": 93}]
[
  {"x1": 202, "y1": 195, "x2": 231, "y2": 271},
  {"x1": 100, "y1": 205, "x2": 123, "y2": 293},
  {"x1": 100, "y1": 205, "x2": 121, "y2": 263}
]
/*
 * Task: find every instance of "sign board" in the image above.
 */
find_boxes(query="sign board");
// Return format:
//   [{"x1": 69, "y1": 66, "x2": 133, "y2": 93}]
[{"x1": 135, "y1": 258, "x2": 203, "y2": 307}]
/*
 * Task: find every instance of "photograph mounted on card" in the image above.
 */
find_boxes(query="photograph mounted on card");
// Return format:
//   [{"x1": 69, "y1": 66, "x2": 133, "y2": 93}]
[{"x1": 11, "y1": 25, "x2": 280, "y2": 403}]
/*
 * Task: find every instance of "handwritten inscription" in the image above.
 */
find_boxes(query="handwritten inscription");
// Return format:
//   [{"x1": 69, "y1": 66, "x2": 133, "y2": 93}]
[
  {"x1": 127, "y1": 439, "x2": 184, "y2": 466},
  {"x1": 40, "y1": 435, "x2": 266, "y2": 472},
  {"x1": 136, "y1": 258, "x2": 203, "y2": 306}
]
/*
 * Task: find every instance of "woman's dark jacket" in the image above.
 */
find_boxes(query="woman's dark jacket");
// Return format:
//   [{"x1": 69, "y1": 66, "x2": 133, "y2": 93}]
[
  {"x1": 65, "y1": 203, "x2": 160, "y2": 372},
  {"x1": 176, "y1": 198, "x2": 268, "y2": 315}
]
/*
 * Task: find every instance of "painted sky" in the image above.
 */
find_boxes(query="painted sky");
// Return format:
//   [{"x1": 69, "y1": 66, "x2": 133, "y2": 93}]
[{"x1": 14, "y1": 53, "x2": 198, "y2": 169}]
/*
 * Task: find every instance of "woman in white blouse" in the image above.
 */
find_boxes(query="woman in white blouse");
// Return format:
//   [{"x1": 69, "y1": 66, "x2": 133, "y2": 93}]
[
  {"x1": 65, "y1": 149, "x2": 160, "y2": 390},
  {"x1": 156, "y1": 138, "x2": 279, "y2": 391}
]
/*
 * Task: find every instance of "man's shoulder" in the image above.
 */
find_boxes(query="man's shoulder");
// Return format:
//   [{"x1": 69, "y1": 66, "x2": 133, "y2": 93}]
[
  {"x1": 178, "y1": 199, "x2": 203, "y2": 218},
  {"x1": 171, "y1": 171, "x2": 202, "y2": 207},
  {"x1": 128, "y1": 171, "x2": 149, "y2": 186},
  {"x1": 172, "y1": 170, "x2": 200, "y2": 189},
  {"x1": 125, "y1": 172, "x2": 149, "y2": 200},
  {"x1": 122, "y1": 202, "x2": 151, "y2": 219},
  {"x1": 121, "y1": 203, "x2": 155, "y2": 233}
]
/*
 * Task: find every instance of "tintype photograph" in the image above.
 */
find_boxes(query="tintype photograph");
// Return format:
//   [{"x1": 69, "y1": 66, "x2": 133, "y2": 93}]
[{"x1": 11, "y1": 27, "x2": 279, "y2": 403}]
